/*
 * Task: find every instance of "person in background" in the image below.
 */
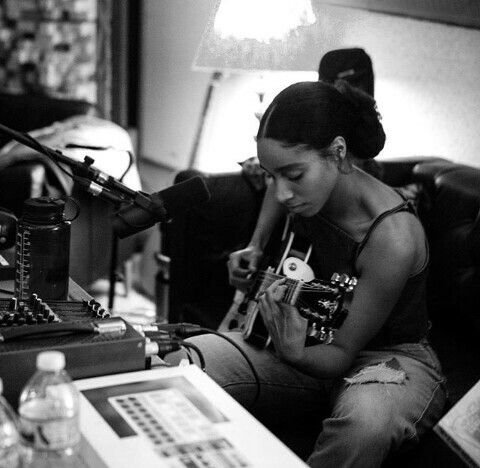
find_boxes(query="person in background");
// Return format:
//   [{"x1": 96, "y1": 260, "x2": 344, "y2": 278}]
[
  {"x1": 318, "y1": 47, "x2": 374, "y2": 96},
  {"x1": 319, "y1": 47, "x2": 383, "y2": 181},
  {"x1": 171, "y1": 79, "x2": 446, "y2": 467}
]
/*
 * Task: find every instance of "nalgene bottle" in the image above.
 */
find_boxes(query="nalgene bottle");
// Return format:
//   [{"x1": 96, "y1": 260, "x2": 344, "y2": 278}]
[{"x1": 15, "y1": 197, "x2": 70, "y2": 300}]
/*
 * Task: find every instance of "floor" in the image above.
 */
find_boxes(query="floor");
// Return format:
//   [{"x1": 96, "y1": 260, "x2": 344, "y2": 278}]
[{"x1": 88, "y1": 257, "x2": 158, "y2": 327}]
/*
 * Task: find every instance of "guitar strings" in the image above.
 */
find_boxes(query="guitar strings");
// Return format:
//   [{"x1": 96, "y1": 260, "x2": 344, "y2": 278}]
[
  {"x1": 253, "y1": 271, "x2": 335, "y2": 292},
  {"x1": 248, "y1": 273, "x2": 341, "y2": 331},
  {"x1": 254, "y1": 271, "x2": 324, "y2": 286},
  {"x1": 253, "y1": 283, "x2": 334, "y2": 295}
]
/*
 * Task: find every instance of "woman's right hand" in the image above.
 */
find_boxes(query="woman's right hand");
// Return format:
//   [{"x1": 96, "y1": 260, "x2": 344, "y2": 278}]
[{"x1": 227, "y1": 245, "x2": 263, "y2": 291}]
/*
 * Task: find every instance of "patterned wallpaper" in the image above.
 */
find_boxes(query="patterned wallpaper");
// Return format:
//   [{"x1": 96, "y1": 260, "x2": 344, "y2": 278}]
[{"x1": 0, "y1": 0, "x2": 110, "y2": 113}]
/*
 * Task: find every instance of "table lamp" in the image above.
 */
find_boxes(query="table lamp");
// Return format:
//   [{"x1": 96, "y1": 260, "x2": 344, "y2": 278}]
[{"x1": 189, "y1": 0, "x2": 321, "y2": 168}]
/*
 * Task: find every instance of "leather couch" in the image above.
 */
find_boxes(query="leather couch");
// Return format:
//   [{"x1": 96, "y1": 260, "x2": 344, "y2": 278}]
[{"x1": 164, "y1": 156, "x2": 480, "y2": 466}]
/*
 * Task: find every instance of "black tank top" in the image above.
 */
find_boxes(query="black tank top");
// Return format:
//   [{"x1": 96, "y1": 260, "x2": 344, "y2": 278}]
[{"x1": 293, "y1": 198, "x2": 430, "y2": 348}]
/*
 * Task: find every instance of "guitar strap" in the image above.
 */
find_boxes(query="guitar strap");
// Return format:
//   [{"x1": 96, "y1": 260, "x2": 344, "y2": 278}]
[{"x1": 279, "y1": 215, "x2": 313, "y2": 261}]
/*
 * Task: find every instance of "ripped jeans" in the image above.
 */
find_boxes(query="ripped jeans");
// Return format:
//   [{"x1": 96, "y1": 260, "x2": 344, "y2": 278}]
[{"x1": 168, "y1": 333, "x2": 447, "y2": 468}]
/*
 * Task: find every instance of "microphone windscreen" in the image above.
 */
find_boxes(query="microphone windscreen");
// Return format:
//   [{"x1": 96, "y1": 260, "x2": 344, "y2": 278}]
[
  {"x1": 113, "y1": 176, "x2": 210, "y2": 239},
  {"x1": 160, "y1": 176, "x2": 210, "y2": 217}
]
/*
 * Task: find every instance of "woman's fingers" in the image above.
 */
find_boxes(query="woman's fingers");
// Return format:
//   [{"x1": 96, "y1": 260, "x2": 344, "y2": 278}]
[
  {"x1": 264, "y1": 278, "x2": 287, "y2": 304},
  {"x1": 228, "y1": 258, "x2": 253, "y2": 290},
  {"x1": 258, "y1": 294, "x2": 275, "y2": 328},
  {"x1": 258, "y1": 278, "x2": 289, "y2": 327}
]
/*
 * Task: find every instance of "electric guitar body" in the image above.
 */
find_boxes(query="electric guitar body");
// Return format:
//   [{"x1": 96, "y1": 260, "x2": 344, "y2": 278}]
[{"x1": 219, "y1": 223, "x2": 357, "y2": 349}]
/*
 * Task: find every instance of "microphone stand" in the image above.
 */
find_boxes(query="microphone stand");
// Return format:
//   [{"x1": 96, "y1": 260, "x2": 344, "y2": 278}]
[{"x1": 0, "y1": 122, "x2": 160, "y2": 309}]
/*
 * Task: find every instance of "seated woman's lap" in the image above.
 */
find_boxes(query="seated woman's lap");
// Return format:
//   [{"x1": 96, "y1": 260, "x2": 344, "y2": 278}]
[{"x1": 165, "y1": 333, "x2": 446, "y2": 464}]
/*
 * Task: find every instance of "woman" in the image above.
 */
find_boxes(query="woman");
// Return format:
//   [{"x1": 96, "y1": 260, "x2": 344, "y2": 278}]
[{"x1": 173, "y1": 80, "x2": 446, "y2": 467}]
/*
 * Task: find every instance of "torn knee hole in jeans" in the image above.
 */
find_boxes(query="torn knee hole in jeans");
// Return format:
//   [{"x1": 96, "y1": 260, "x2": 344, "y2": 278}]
[{"x1": 344, "y1": 358, "x2": 407, "y2": 384}]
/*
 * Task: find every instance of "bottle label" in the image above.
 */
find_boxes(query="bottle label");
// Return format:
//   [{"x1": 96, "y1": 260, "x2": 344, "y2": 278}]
[
  {"x1": 19, "y1": 396, "x2": 80, "y2": 452},
  {"x1": 19, "y1": 414, "x2": 80, "y2": 451}
]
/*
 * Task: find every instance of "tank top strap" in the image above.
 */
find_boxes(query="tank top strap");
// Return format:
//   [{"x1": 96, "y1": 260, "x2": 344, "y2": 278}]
[{"x1": 355, "y1": 199, "x2": 416, "y2": 260}]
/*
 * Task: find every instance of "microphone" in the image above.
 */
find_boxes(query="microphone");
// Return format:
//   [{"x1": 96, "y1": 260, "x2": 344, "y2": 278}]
[{"x1": 113, "y1": 176, "x2": 210, "y2": 238}]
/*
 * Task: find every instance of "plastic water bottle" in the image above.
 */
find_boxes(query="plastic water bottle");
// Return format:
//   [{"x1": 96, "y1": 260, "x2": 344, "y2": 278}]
[
  {"x1": 18, "y1": 351, "x2": 80, "y2": 468},
  {"x1": 0, "y1": 378, "x2": 21, "y2": 468}
]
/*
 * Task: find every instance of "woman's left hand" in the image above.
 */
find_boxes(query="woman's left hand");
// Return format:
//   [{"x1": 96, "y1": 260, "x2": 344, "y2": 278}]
[{"x1": 257, "y1": 278, "x2": 308, "y2": 363}]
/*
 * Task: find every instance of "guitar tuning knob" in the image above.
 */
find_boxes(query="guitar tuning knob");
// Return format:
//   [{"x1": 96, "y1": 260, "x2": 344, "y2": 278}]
[
  {"x1": 338, "y1": 273, "x2": 350, "y2": 287},
  {"x1": 330, "y1": 272, "x2": 341, "y2": 284},
  {"x1": 346, "y1": 277, "x2": 358, "y2": 292}
]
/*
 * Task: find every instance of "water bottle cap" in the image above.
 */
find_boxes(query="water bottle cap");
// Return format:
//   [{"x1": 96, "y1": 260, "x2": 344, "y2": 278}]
[
  {"x1": 37, "y1": 351, "x2": 66, "y2": 371},
  {"x1": 22, "y1": 197, "x2": 66, "y2": 224}
]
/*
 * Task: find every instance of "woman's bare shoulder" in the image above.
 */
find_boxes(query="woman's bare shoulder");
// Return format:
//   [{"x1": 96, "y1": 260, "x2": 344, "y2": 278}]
[{"x1": 357, "y1": 209, "x2": 426, "y2": 276}]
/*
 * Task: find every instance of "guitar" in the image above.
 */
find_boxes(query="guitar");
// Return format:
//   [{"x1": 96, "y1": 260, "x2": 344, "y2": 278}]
[{"x1": 219, "y1": 226, "x2": 358, "y2": 348}]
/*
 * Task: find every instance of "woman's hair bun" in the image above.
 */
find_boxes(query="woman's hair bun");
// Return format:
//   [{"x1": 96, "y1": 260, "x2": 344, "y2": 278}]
[
  {"x1": 333, "y1": 79, "x2": 386, "y2": 159},
  {"x1": 258, "y1": 80, "x2": 386, "y2": 160}
]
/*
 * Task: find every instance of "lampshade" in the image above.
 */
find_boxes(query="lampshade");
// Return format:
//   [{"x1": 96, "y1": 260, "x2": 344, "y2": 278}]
[{"x1": 193, "y1": 0, "x2": 321, "y2": 73}]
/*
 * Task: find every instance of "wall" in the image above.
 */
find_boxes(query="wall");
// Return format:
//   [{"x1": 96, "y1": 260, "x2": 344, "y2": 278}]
[
  {"x1": 139, "y1": 2, "x2": 480, "y2": 172},
  {"x1": 0, "y1": 0, "x2": 110, "y2": 116},
  {"x1": 139, "y1": 0, "x2": 217, "y2": 170},
  {"x1": 313, "y1": 3, "x2": 480, "y2": 168}
]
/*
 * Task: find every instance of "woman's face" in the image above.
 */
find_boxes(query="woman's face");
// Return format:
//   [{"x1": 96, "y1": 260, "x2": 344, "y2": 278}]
[{"x1": 257, "y1": 138, "x2": 339, "y2": 217}]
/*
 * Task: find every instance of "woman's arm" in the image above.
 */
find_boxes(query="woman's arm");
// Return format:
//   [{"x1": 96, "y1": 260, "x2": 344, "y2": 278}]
[
  {"x1": 228, "y1": 183, "x2": 285, "y2": 290},
  {"x1": 259, "y1": 216, "x2": 421, "y2": 379}
]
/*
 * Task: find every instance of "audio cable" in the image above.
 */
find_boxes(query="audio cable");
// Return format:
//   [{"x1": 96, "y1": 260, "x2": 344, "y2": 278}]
[
  {"x1": 179, "y1": 340, "x2": 206, "y2": 371},
  {"x1": 143, "y1": 332, "x2": 206, "y2": 371},
  {"x1": 144, "y1": 335, "x2": 181, "y2": 360},
  {"x1": 145, "y1": 323, "x2": 261, "y2": 409}
]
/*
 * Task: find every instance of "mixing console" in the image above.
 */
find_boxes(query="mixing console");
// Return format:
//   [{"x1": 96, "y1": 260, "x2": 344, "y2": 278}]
[{"x1": 0, "y1": 294, "x2": 111, "y2": 327}]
